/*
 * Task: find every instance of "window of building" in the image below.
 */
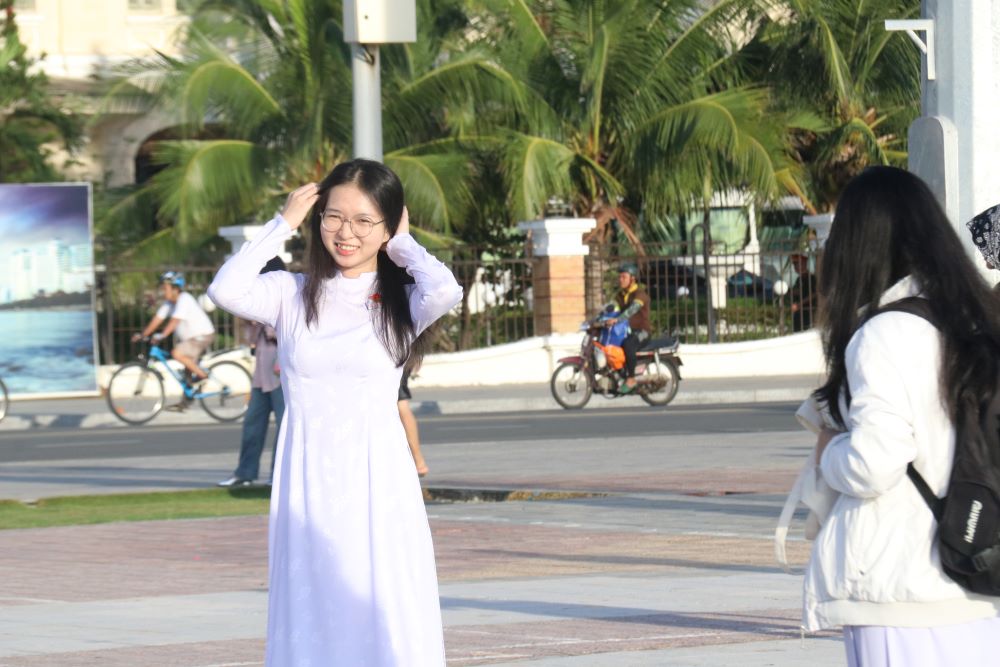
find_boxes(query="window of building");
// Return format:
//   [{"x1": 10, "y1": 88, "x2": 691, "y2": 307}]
[{"x1": 128, "y1": 0, "x2": 162, "y2": 11}]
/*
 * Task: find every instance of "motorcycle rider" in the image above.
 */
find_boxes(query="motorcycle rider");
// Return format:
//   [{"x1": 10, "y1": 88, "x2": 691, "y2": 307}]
[{"x1": 606, "y1": 263, "x2": 651, "y2": 393}]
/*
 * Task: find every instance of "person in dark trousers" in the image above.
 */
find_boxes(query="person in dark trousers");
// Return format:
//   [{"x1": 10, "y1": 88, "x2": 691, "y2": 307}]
[
  {"x1": 218, "y1": 256, "x2": 287, "y2": 487},
  {"x1": 789, "y1": 253, "x2": 818, "y2": 331},
  {"x1": 607, "y1": 262, "x2": 651, "y2": 393}
]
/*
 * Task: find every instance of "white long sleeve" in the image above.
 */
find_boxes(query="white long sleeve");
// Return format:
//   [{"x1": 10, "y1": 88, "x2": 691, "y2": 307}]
[
  {"x1": 819, "y1": 314, "x2": 923, "y2": 498},
  {"x1": 208, "y1": 216, "x2": 296, "y2": 329},
  {"x1": 385, "y1": 233, "x2": 463, "y2": 335}
]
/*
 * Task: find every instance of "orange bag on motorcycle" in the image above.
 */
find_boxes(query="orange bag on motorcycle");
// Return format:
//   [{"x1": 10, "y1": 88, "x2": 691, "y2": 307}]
[
  {"x1": 605, "y1": 345, "x2": 625, "y2": 370},
  {"x1": 594, "y1": 342, "x2": 626, "y2": 370}
]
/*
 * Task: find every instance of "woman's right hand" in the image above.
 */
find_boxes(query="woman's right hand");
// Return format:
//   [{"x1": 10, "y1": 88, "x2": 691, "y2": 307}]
[{"x1": 280, "y1": 183, "x2": 320, "y2": 230}]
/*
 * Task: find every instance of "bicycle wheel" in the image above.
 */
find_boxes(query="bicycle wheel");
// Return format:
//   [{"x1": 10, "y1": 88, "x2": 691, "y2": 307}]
[
  {"x1": 199, "y1": 360, "x2": 252, "y2": 422},
  {"x1": 550, "y1": 362, "x2": 592, "y2": 409},
  {"x1": 639, "y1": 359, "x2": 680, "y2": 407},
  {"x1": 0, "y1": 377, "x2": 8, "y2": 423},
  {"x1": 106, "y1": 362, "x2": 165, "y2": 425}
]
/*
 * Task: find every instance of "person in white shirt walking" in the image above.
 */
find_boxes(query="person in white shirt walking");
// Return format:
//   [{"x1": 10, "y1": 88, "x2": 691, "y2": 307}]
[
  {"x1": 133, "y1": 271, "x2": 216, "y2": 386},
  {"x1": 807, "y1": 166, "x2": 1000, "y2": 666},
  {"x1": 218, "y1": 257, "x2": 286, "y2": 488}
]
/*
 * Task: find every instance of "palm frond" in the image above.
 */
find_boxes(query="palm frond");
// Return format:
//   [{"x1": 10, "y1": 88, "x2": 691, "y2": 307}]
[{"x1": 147, "y1": 140, "x2": 275, "y2": 241}]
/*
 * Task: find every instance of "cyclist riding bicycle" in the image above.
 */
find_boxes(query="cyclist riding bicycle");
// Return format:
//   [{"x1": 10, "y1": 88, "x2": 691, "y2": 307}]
[
  {"x1": 605, "y1": 262, "x2": 651, "y2": 393},
  {"x1": 133, "y1": 271, "x2": 216, "y2": 389}
]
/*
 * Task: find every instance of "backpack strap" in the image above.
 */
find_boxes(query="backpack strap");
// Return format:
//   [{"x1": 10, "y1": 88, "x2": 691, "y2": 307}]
[
  {"x1": 906, "y1": 463, "x2": 944, "y2": 521},
  {"x1": 872, "y1": 298, "x2": 946, "y2": 520},
  {"x1": 867, "y1": 296, "x2": 938, "y2": 328}
]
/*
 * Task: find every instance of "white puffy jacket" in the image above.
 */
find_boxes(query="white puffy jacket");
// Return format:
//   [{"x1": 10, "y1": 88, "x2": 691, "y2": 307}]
[{"x1": 803, "y1": 276, "x2": 1000, "y2": 631}]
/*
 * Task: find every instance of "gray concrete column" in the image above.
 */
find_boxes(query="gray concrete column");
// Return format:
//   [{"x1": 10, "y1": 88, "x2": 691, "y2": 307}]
[{"x1": 912, "y1": 1, "x2": 1000, "y2": 270}]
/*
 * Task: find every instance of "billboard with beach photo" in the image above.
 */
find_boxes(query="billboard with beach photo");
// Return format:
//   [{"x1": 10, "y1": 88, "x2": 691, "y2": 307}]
[{"x1": 0, "y1": 183, "x2": 98, "y2": 397}]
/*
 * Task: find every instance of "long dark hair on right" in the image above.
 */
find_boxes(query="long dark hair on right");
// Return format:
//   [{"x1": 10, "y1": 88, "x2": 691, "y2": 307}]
[
  {"x1": 300, "y1": 159, "x2": 430, "y2": 368},
  {"x1": 815, "y1": 166, "x2": 1000, "y2": 428}
]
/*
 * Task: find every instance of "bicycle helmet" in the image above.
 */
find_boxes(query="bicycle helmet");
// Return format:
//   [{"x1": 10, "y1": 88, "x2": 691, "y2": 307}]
[
  {"x1": 159, "y1": 270, "x2": 185, "y2": 288},
  {"x1": 617, "y1": 262, "x2": 639, "y2": 277}
]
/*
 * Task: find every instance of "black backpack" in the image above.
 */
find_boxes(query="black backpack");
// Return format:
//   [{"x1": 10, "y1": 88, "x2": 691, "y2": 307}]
[{"x1": 871, "y1": 297, "x2": 1000, "y2": 595}]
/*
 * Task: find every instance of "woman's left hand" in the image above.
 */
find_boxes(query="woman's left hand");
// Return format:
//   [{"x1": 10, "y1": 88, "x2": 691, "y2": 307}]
[{"x1": 397, "y1": 206, "x2": 410, "y2": 237}]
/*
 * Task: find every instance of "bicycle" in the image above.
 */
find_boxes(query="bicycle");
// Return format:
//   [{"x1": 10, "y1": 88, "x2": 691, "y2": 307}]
[
  {"x1": 106, "y1": 339, "x2": 253, "y2": 425},
  {"x1": 0, "y1": 376, "x2": 8, "y2": 423}
]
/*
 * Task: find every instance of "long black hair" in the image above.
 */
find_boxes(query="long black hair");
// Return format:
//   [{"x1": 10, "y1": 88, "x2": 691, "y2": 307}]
[
  {"x1": 301, "y1": 159, "x2": 427, "y2": 367},
  {"x1": 816, "y1": 166, "x2": 1000, "y2": 428}
]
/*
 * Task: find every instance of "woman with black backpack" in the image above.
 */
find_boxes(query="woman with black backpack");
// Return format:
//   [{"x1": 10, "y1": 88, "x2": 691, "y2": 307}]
[{"x1": 806, "y1": 166, "x2": 1000, "y2": 666}]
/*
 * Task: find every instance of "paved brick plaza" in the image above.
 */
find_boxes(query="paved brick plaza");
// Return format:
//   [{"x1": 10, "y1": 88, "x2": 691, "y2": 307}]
[{"x1": 0, "y1": 429, "x2": 844, "y2": 665}]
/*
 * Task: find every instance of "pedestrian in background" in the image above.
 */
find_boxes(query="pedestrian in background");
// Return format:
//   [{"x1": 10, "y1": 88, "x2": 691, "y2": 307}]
[
  {"x1": 967, "y1": 203, "x2": 1000, "y2": 272},
  {"x1": 397, "y1": 362, "x2": 428, "y2": 477},
  {"x1": 807, "y1": 166, "x2": 1000, "y2": 666},
  {"x1": 208, "y1": 159, "x2": 461, "y2": 665},
  {"x1": 218, "y1": 256, "x2": 286, "y2": 487}
]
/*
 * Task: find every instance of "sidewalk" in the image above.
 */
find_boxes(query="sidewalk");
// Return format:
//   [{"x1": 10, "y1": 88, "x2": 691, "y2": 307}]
[
  {"x1": 0, "y1": 429, "x2": 838, "y2": 666},
  {"x1": 1, "y1": 374, "x2": 822, "y2": 430}
]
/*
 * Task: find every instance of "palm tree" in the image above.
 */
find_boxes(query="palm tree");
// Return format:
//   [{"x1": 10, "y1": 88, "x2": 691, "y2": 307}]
[
  {"x1": 0, "y1": 0, "x2": 82, "y2": 183},
  {"x1": 463, "y1": 0, "x2": 797, "y2": 247},
  {"x1": 741, "y1": 0, "x2": 920, "y2": 213},
  {"x1": 98, "y1": 0, "x2": 510, "y2": 262}
]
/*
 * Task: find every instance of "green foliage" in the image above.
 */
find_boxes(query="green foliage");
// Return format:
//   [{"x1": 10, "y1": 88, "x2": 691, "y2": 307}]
[
  {"x1": 0, "y1": 1, "x2": 83, "y2": 182},
  {"x1": 742, "y1": 0, "x2": 920, "y2": 211},
  {"x1": 457, "y1": 0, "x2": 797, "y2": 247},
  {"x1": 98, "y1": 0, "x2": 495, "y2": 264}
]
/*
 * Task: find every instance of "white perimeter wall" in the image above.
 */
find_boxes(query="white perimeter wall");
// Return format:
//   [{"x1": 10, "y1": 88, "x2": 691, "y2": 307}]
[
  {"x1": 410, "y1": 331, "x2": 825, "y2": 387},
  {"x1": 93, "y1": 334, "x2": 825, "y2": 390}
]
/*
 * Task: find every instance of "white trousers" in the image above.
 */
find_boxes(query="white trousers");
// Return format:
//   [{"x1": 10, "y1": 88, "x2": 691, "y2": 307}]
[{"x1": 844, "y1": 617, "x2": 1000, "y2": 667}]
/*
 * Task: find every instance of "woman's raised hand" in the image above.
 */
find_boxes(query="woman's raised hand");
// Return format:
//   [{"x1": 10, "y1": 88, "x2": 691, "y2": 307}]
[
  {"x1": 396, "y1": 206, "x2": 410, "y2": 237},
  {"x1": 280, "y1": 183, "x2": 320, "y2": 231}
]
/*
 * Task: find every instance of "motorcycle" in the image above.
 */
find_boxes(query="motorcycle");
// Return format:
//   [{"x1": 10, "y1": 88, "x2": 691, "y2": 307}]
[{"x1": 550, "y1": 312, "x2": 682, "y2": 409}]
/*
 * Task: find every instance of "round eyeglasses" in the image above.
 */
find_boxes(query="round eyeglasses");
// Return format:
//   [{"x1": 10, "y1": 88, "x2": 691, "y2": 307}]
[{"x1": 320, "y1": 212, "x2": 385, "y2": 237}]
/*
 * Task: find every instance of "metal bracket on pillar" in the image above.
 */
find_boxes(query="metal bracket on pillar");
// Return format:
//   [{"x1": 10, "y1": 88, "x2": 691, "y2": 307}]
[{"x1": 885, "y1": 19, "x2": 935, "y2": 80}]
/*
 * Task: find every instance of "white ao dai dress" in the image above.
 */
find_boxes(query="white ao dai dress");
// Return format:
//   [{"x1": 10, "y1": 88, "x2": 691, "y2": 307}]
[{"x1": 209, "y1": 215, "x2": 462, "y2": 666}]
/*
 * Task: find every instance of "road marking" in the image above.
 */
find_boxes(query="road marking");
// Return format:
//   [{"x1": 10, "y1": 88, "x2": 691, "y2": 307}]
[
  {"x1": 435, "y1": 424, "x2": 530, "y2": 431},
  {"x1": 421, "y1": 404, "x2": 797, "y2": 423},
  {"x1": 36, "y1": 439, "x2": 142, "y2": 448}
]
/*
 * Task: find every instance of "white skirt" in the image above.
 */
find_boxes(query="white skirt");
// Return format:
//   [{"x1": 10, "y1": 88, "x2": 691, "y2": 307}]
[{"x1": 844, "y1": 616, "x2": 1000, "y2": 667}]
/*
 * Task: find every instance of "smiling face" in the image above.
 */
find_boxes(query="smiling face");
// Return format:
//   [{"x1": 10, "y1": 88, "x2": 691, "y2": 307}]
[{"x1": 320, "y1": 183, "x2": 391, "y2": 278}]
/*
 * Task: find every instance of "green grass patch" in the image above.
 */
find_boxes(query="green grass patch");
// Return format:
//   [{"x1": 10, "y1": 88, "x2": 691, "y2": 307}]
[{"x1": 0, "y1": 487, "x2": 271, "y2": 530}]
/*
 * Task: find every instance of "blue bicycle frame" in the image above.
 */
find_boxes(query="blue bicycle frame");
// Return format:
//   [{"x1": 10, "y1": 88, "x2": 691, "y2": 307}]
[{"x1": 145, "y1": 344, "x2": 228, "y2": 401}]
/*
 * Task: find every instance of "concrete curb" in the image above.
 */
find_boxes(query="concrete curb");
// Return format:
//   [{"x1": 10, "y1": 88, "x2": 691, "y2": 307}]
[
  {"x1": 410, "y1": 386, "x2": 811, "y2": 416},
  {"x1": 0, "y1": 386, "x2": 812, "y2": 431}
]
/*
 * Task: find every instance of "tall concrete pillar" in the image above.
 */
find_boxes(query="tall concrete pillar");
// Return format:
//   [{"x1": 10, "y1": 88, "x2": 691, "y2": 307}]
[
  {"x1": 218, "y1": 225, "x2": 295, "y2": 263},
  {"x1": 909, "y1": 1, "x2": 1000, "y2": 271},
  {"x1": 518, "y1": 218, "x2": 597, "y2": 335}
]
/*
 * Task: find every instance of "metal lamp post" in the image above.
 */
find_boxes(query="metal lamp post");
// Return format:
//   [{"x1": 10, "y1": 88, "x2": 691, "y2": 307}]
[{"x1": 343, "y1": 0, "x2": 416, "y2": 161}]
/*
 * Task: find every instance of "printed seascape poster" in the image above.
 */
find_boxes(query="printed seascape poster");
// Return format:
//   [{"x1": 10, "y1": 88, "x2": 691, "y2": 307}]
[{"x1": 0, "y1": 183, "x2": 98, "y2": 397}]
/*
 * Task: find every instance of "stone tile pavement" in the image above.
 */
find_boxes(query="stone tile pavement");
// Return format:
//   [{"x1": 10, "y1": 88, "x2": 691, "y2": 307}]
[{"x1": 0, "y1": 424, "x2": 847, "y2": 665}]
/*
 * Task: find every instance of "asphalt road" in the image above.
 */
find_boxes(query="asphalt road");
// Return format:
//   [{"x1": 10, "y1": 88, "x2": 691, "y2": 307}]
[{"x1": 0, "y1": 403, "x2": 800, "y2": 464}]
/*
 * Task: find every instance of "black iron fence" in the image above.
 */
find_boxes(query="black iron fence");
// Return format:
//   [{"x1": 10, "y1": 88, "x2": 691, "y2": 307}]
[
  {"x1": 585, "y1": 242, "x2": 820, "y2": 344},
  {"x1": 95, "y1": 239, "x2": 817, "y2": 363},
  {"x1": 96, "y1": 266, "x2": 243, "y2": 367},
  {"x1": 95, "y1": 249, "x2": 534, "y2": 365}
]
